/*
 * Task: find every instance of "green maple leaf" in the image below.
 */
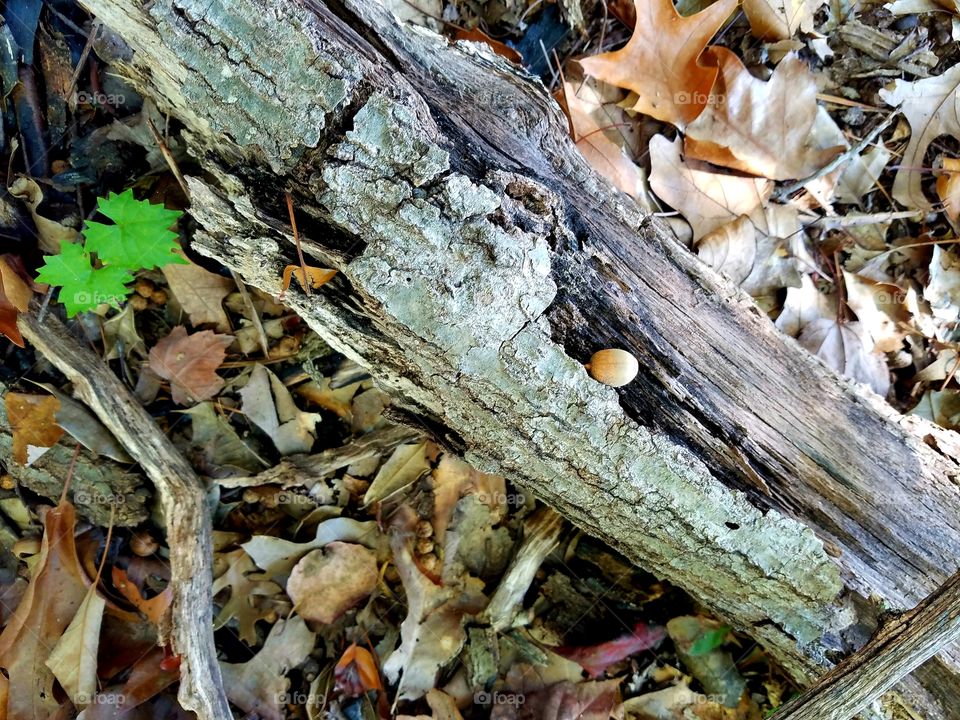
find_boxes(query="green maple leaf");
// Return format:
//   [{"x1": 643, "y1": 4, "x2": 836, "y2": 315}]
[
  {"x1": 82, "y1": 189, "x2": 186, "y2": 269},
  {"x1": 36, "y1": 241, "x2": 133, "y2": 316}
]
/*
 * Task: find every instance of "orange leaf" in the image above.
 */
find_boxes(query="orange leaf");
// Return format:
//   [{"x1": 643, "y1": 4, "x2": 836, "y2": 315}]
[
  {"x1": 335, "y1": 643, "x2": 383, "y2": 698},
  {"x1": 4, "y1": 393, "x2": 64, "y2": 464},
  {"x1": 280, "y1": 265, "x2": 337, "y2": 294},
  {"x1": 0, "y1": 255, "x2": 31, "y2": 347},
  {"x1": 578, "y1": 0, "x2": 738, "y2": 127},
  {"x1": 111, "y1": 566, "x2": 173, "y2": 626},
  {"x1": 937, "y1": 158, "x2": 960, "y2": 222},
  {"x1": 148, "y1": 326, "x2": 233, "y2": 406}
]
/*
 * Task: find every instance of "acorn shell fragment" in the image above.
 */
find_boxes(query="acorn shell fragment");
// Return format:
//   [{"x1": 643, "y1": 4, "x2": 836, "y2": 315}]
[{"x1": 587, "y1": 349, "x2": 639, "y2": 387}]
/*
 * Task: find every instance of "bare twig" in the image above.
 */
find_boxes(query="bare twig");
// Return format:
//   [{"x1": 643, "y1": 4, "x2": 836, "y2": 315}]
[
  {"x1": 17, "y1": 309, "x2": 231, "y2": 720},
  {"x1": 774, "y1": 112, "x2": 899, "y2": 202},
  {"x1": 773, "y1": 569, "x2": 960, "y2": 720}
]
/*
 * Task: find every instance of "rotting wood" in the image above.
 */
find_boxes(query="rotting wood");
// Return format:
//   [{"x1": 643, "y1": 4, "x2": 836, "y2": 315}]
[
  {"x1": 71, "y1": 0, "x2": 960, "y2": 716},
  {"x1": 774, "y1": 570, "x2": 960, "y2": 720},
  {"x1": 17, "y1": 310, "x2": 231, "y2": 720}
]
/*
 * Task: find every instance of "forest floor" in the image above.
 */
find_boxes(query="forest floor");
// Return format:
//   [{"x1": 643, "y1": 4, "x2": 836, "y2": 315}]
[{"x1": 0, "y1": 0, "x2": 959, "y2": 718}]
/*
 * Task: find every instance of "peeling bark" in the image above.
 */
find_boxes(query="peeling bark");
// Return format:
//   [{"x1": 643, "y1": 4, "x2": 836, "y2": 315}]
[{"x1": 75, "y1": 0, "x2": 960, "y2": 717}]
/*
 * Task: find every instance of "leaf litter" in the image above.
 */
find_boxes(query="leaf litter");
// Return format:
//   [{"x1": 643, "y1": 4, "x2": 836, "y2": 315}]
[{"x1": 8, "y1": 0, "x2": 960, "y2": 717}]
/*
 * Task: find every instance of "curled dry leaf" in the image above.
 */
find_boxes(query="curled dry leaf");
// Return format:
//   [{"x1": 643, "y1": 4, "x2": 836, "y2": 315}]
[
  {"x1": 8, "y1": 176, "x2": 80, "y2": 252},
  {"x1": 842, "y1": 271, "x2": 912, "y2": 353},
  {"x1": 881, "y1": 64, "x2": 960, "y2": 210},
  {"x1": 4, "y1": 392, "x2": 64, "y2": 465},
  {"x1": 280, "y1": 265, "x2": 337, "y2": 294},
  {"x1": 162, "y1": 259, "x2": 235, "y2": 331},
  {"x1": 684, "y1": 50, "x2": 844, "y2": 180},
  {"x1": 219, "y1": 615, "x2": 316, "y2": 720},
  {"x1": 147, "y1": 325, "x2": 234, "y2": 406},
  {"x1": 649, "y1": 135, "x2": 773, "y2": 241},
  {"x1": 579, "y1": 0, "x2": 738, "y2": 127},
  {"x1": 937, "y1": 157, "x2": 960, "y2": 222},
  {"x1": 798, "y1": 318, "x2": 891, "y2": 396},
  {"x1": 287, "y1": 541, "x2": 378, "y2": 623},
  {"x1": 0, "y1": 255, "x2": 32, "y2": 346},
  {"x1": 556, "y1": 77, "x2": 649, "y2": 203},
  {"x1": 741, "y1": 0, "x2": 827, "y2": 39},
  {"x1": 240, "y1": 363, "x2": 321, "y2": 455}
]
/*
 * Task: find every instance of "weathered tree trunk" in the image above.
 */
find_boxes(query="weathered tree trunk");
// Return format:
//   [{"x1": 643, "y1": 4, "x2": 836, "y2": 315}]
[{"x1": 75, "y1": 0, "x2": 960, "y2": 716}]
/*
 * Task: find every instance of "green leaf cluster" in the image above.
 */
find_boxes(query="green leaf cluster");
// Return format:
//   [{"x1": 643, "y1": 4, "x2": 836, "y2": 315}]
[{"x1": 35, "y1": 189, "x2": 185, "y2": 316}]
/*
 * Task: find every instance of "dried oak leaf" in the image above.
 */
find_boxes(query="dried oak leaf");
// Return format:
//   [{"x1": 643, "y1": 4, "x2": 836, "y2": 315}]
[
  {"x1": 212, "y1": 548, "x2": 282, "y2": 645},
  {"x1": 148, "y1": 325, "x2": 233, "y2": 406},
  {"x1": 287, "y1": 542, "x2": 378, "y2": 624},
  {"x1": 881, "y1": 64, "x2": 960, "y2": 210},
  {"x1": 798, "y1": 319, "x2": 890, "y2": 396},
  {"x1": 220, "y1": 615, "x2": 315, "y2": 720},
  {"x1": 0, "y1": 499, "x2": 89, "y2": 720},
  {"x1": 5, "y1": 392, "x2": 64, "y2": 465},
  {"x1": 556, "y1": 77, "x2": 649, "y2": 202},
  {"x1": 937, "y1": 157, "x2": 960, "y2": 221},
  {"x1": 579, "y1": 0, "x2": 738, "y2": 127},
  {"x1": 684, "y1": 50, "x2": 844, "y2": 180},
  {"x1": 649, "y1": 134, "x2": 772, "y2": 241},
  {"x1": 162, "y1": 259, "x2": 235, "y2": 331},
  {"x1": 742, "y1": 0, "x2": 826, "y2": 40},
  {"x1": 280, "y1": 265, "x2": 336, "y2": 294}
]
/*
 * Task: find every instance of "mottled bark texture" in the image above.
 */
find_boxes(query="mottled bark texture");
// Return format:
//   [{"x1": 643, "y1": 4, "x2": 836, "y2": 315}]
[{"x1": 75, "y1": 0, "x2": 960, "y2": 717}]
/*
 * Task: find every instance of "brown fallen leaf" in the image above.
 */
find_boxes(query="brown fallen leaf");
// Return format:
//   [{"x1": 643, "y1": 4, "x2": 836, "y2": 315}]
[
  {"x1": 162, "y1": 260, "x2": 235, "y2": 331},
  {"x1": 516, "y1": 678, "x2": 622, "y2": 720},
  {"x1": 111, "y1": 566, "x2": 172, "y2": 626},
  {"x1": 148, "y1": 326, "x2": 234, "y2": 406},
  {"x1": 684, "y1": 50, "x2": 843, "y2": 180},
  {"x1": 431, "y1": 454, "x2": 507, "y2": 545},
  {"x1": 649, "y1": 135, "x2": 773, "y2": 241},
  {"x1": 219, "y1": 615, "x2": 315, "y2": 720},
  {"x1": 556, "y1": 77, "x2": 649, "y2": 202},
  {"x1": 287, "y1": 541, "x2": 378, "y2": 624},
  {"x1": 0, "y1": 255, "x2": 32, "y2": 347},
  {"x1": 334, "y1": 643, "x2": 384, "y2": 698},
  {"x1": 797, "y1": 319, "x2": 890, "y2": 396},
  {"x1": 5, "y1": 392, "x2": 64, "y2": 465},
  {"x1": 0, "y1": 498, "x2": 90, "y2": 720},
  {"x1": 280, "y1": 265, "x2": 337, "y2": 295},
  {"x1": 8, "y1": 176, "x2": 80, "y2": 253},
  {"x1": 937, "y1": 157, "x2": 960, "y2": 221},
  {"x1": 880, "y1": 64, "x2": 960, "y2": 209},
  {"x1": 77, "y1": 646, "x2": 180, "y2": 720},
  {"x1": 211, "y1": 549, "x2": 282, "y2": 645},
  {"x1": 841, "y1": 271, "x2": 911, "y2": 353},
  {"x1": 742, "y1": 0, "x2": 826, "y2": 39},
  {"x1": 579, "y1": 0, "x2": 738, "y2": 127},
  {"x1": 383, "y1": 506, "x2": 487, "y2": 701},
  {"x1": 239, "y1": 363, "x2": 321, "y2": 455}
]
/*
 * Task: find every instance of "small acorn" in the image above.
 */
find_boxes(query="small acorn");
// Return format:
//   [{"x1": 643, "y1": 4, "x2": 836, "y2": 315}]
[{"x1": 586, "y1": 348, "x2": 639, "y2": 387}]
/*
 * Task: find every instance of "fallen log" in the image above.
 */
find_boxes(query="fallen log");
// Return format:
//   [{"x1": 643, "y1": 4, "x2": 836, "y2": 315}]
[{"x1": 74, "y1": 0, "x2": 960, "y2": 716}]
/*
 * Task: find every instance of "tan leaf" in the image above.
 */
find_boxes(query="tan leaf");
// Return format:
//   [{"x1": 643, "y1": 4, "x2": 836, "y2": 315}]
[
  {"x1": 649, "y1": 135, "x2": 773, "y2": 241},
  {"x1": 431, "y1": 454, "x2": 507, "y2": 545},
  {"x1": 5, "y1": 392, "x2": 64, "y2": 465},
  {"x1": 45, "y1": 583, "x2": 105, "y2": 709},
  {"x1": 924, "y1": 245, "x2": 960, "y2": 322},
  {"x1": 880, "y1": 65, "x2": 960, "y2": 209},
  {"x1": 556, "y1": 77, "x2": 649, "y2": 202},
  {"x1": 912, "y1": 389, "x2": 960, "y2": 430},
  {"x1": 287, "y1": 542, "x2": 378, "y2": 623},
  {"x1": 798, "y1": 319, "x2": 890, "y2": 395},
  {"x1": 684, "y1": 50, "x2": 844, "y2": 180},
  {"x1": 0, "y1": 256, "x2": 32, "y2": 311},
  {"x1": 841, "y1": 272, "x2": 911, "y2": 353},
  {"x1": 363, "y1": 441, "x2": 430, "y2": 506},
  {"x1": 936, "y1": 157, "x2": 960, "y2": 221},
  {"x1": 0, "y1": 500, "x2": 89, "y2": 720},
  {"x1": 239, "y1": 363, "x2": 321, "y2": 455},
  {"x1": 220, "y1": 615, "x2": 315, "y2": 720},
  {"x1": 162, "y1": 260, "x2": 235, "y2": 331},
  {"x1": 382, "y1": 507, "x2": 487, "y2": 701},
  {"x1": 578, "y1": 0, "x2": 738, "y2": 127},
  {"x1": 8, "y1": 177, "x2": 80, "y2": 253},
  {"x1": 775, "y1": 274, "x2": 836, "y2": 337},
  {"x1": 211, "y1": 549, "x2": 282, "y2": 644},
  {"x1": 148, "y1": 326, "x2": 233, "y2": 406},
  {"x1": 742, "y1": 0, "x2": 826, "y2": 39}
]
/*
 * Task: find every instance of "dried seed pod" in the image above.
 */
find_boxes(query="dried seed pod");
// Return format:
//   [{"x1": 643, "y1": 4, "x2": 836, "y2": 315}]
[{"x1": 586, "y1": 348, "x2": 639, "y2": 387}]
